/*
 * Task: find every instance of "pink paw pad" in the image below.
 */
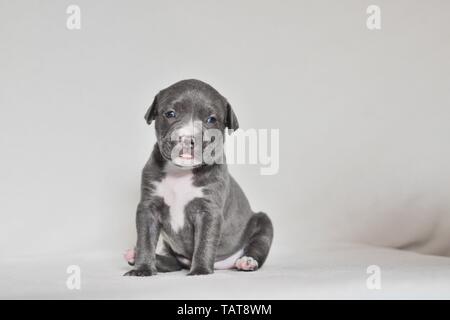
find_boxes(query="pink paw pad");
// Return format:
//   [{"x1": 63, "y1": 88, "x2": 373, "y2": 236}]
[
  {"x1": 124, "y1": 248, "x2": 136, "y2": 264},
  {"x1": 235, "y1": 256, "x2": 259, "y2": 271}
]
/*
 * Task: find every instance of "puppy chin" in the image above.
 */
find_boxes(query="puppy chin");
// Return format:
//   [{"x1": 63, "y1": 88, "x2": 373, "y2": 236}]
[{"x1": 170, "y1": 156, "x2": 203, "y2": 169}]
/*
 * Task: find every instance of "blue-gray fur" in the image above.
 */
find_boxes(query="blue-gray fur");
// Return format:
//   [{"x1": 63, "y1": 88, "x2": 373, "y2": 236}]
[{"x1": 124, "y1": 79, "x2": 273, "y2": 276}]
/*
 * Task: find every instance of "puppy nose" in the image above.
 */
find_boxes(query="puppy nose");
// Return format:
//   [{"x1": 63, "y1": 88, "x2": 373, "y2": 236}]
[{"x1": 180, "y1": 136, "x2": 195, "y2": 148}]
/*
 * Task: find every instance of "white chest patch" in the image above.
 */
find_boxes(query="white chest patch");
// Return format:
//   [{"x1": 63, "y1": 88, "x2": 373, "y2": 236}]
[{"x1": 154, "y1": 165, "x2": 203, "y2": 232}]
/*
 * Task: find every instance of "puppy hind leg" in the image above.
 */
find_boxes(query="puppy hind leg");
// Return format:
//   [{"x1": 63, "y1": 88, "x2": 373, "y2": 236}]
[
  {"x1": 155, "y1": 241, "x2": 184, "y2": 272},
  {"x1": 125, "y1": 244, "x2": 183, "y2": 272},
  {"x1": 156, "y1": 254, "x2": 183, "y2": 272},
  {"x1": 236, "y1": 212, "x2": 273, "y2": 271},
  {"x1": 124, "y1": 248, "x2": 136, "y2": 266}
]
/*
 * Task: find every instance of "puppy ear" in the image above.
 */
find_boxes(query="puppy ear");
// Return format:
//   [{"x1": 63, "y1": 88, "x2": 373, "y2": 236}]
[
  {"x1": 225, "y1": 102, "x2": 239, "y2": 134},
  {"x1": 144, "y1": 95, "x2": 158, "y2": 125}
]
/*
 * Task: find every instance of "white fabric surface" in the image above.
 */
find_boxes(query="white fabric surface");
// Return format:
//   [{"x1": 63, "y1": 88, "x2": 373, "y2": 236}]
[{"x1": 2, "y1": 243, "x2": 450, "y2": 299}]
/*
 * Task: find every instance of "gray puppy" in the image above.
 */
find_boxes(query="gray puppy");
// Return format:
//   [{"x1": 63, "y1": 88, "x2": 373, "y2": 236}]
[{"x1": 124, "y1": 79, "x2": 273, "y2": 276}]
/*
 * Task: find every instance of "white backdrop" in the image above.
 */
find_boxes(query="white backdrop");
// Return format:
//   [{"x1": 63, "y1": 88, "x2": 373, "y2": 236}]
[{"x1": 1, "y1": 0, "x2": 450, "y2": 261}]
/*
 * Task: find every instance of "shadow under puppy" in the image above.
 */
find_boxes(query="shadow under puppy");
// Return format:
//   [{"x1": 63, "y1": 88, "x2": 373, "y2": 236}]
[{"x1": 124, "y1": 79, "x2": 273, "y2": 276}]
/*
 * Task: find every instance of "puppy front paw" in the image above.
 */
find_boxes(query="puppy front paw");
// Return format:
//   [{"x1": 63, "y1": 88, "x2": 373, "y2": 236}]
[
  {"x1": 187, "y1": 266, "x2": 213, "y2": 276},
  {"x1": 123, "y1": 267, "x2": 155, "y2": 277}
]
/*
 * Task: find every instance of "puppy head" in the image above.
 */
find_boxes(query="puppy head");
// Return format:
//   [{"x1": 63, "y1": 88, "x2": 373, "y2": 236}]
[{"x1": 145, "y1": 79, "x2": 239, "y2": 168}]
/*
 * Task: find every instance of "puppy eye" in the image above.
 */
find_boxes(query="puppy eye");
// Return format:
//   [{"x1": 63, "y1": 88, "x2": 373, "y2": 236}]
[
  {"x1": 164, "y1": 111, "x2": 176, "y2": 118},
  {"x1": 206, "y1": 116, "x2": 217, "y2": 124}
]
